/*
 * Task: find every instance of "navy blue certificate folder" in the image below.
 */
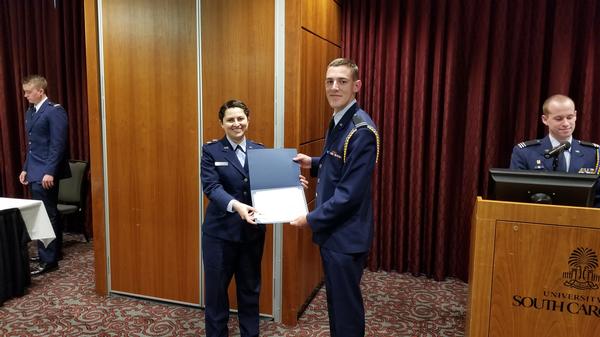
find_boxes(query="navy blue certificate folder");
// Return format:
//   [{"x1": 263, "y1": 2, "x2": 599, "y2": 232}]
[
  {"x1": 248, "y1": 148, "x2": 300, "y2": 189},
  {"x1": 247, "y1": 148, "x2": 308, "y2": 224}
]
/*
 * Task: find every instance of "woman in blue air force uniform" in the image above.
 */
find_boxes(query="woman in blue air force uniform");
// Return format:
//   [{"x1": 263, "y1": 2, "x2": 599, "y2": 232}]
[
  {"x1": 200, "y1": 99, "x2": 264, "y2": 337},
  {"x1": 202, "y1": 100, "x2": 307, "y2": 336}
]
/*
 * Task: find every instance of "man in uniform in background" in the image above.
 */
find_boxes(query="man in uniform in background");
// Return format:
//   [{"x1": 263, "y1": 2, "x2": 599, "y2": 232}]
[{"x1": 19, "y1": 75, "x2": 70, "y2": 275}]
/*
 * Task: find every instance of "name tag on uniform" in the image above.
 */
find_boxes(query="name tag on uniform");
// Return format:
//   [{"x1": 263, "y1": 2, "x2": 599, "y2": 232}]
[
  {"x1": 327, "y1": 150, "x2": 342, "y2": 159},
  {"x1": 215, "y1": 161, "x2": 229, "y2": 167},
  {"x1": 578, "y1": 167, "x2": 596, "y2": 174}
]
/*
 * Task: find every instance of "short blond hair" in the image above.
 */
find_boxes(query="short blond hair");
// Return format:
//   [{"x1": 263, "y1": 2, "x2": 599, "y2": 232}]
[
  {"x1": 328, "y1": 58, "x2": 359, "y2": 81},
  {"x1": 22, "y1": 75, "x2": 48, "y2": 91},
  {"x1": 542, "y1": 94, "x2": 575, "y2": 115}
]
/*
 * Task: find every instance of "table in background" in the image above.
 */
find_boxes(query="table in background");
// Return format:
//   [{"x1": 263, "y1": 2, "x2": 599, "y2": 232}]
[{"x1": 0, "y1": 198, "x2": 56, "y2": 305}]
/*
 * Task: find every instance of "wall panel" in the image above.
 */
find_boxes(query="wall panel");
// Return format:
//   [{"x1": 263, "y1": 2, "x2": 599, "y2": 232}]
[
  {"x1": 84, "y1": 0, "x2": 107, "y2": 295},
  {"x1": 282, "y1": 0, "x2": 341, "y2": 325},
  {"x1": 281, "y1": 140, "x2": 325, "y2": 323},
  {"x1": 201, "y1": 0, "x2": 274, "y2": 145},
  {"x1": 201, "y1": 0, "x2": 275, "y2": 315},
  {"x1": 102, "y1": 0, "x2": 199, "y2": 303},
  {"x1": 301, "y1": 0, "x2": 341, "y2": 45},
  {"x1": 300, "y1": 30, "x2": 341, "y2": 144}
]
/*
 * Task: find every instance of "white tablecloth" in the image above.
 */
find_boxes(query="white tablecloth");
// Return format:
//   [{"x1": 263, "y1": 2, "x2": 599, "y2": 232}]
[{"x1": 0, "y1": 197, "x2": 56, "y2": 247}]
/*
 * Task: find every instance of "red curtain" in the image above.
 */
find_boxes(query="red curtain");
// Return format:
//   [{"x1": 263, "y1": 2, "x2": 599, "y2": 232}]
[
  {"x1": 342, "y1": 0, "x2": 600, "y2": 280},
  {"x1": 0, "y1": 0, "x2": 89, "y2": 197}
]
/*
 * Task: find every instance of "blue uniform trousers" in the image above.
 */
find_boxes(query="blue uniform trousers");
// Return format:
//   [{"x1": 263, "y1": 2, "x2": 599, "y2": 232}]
[
  {"x1": 321, "y1": 247, "x2": 368, "y2": 337},
  {"x1": 202, "y1": 233, "x2": 265, "y2": 337},
  {"x1": 30, "y1": 182, "x2": 62, "y2": 263}
]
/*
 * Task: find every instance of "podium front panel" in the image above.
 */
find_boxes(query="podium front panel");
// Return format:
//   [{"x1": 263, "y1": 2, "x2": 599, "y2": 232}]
[{"x1": 488, "y1": 221, "x2": 600, "y2": 337}]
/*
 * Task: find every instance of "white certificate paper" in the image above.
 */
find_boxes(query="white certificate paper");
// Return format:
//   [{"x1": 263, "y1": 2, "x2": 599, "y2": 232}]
[{"x1": 252, "y1": 186, "x2": 308, "y2": 224}]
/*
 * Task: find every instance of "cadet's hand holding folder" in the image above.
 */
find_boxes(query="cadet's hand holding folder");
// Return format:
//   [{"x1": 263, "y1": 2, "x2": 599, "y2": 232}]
[{"x1": 247, "y1": 148, "x2": 308, "y2": 224}]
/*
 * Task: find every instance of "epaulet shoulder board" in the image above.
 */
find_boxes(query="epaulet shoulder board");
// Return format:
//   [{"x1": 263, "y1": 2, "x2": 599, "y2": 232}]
[
  {"x1": 578, "y1": 140, "x2": 600, "y2": 148},
  {"x1": 344, "y1": 113, "x2": 380, "y2": 164},
  {"x1": 250, "y1": 140, "x2": 264, "y2": 146},
  {"x1": 53, "y1": 103, "x2": 61, "y2": 107},
  {"x1": 352, "y1": 113, "x2": 368, "y2": 128},
  {"x1": 205, "y1": 139, "x2": 218, "y2": 144},
  {"x1": 517, "y1": 139, "x2": 541, "y2": 149}
]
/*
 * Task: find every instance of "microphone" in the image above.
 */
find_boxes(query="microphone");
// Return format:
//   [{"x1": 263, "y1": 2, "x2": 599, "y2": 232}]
[{"x1": 544, "y1": 141, "x2": 571, "y2": 159}]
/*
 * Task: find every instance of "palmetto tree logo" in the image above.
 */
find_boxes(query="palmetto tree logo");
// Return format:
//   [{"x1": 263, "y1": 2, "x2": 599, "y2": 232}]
[{"x1": 562, "y1": 247, "x2": 600, "y2": 290}]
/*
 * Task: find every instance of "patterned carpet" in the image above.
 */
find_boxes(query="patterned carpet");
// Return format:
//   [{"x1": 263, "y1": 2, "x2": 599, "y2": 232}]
[{"x1": 0, "y1": 237, "x2": 467, "y2": 336}]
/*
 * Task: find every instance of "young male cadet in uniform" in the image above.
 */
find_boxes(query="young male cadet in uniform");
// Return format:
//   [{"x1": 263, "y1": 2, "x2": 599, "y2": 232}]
[
  {"x1": 510, "y1": 94, "x2": 600, "y2": 205},
  {"x1": 19, "y1": 75, "x2": 71, "y2": 275},
  {"x1": 291, "y1": 58, "x2": 379, "y2": 337}
]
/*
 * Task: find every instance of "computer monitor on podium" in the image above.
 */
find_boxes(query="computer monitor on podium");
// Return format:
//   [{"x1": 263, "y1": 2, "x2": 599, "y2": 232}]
[{"x1": 487, "y1": 168, "x2": 599, "y2": 207}]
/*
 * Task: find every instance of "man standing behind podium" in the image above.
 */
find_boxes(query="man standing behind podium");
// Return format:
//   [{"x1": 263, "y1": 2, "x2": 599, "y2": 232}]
[
  {"x1": 291, "y1": 58, "x2": 379, "y2": 337},
  {"x1": 510, "y1": 94, "x2": 600, "y2": 204},
  {"x1": 19, "y1": 75, "x2": 70, "y2": 275}
]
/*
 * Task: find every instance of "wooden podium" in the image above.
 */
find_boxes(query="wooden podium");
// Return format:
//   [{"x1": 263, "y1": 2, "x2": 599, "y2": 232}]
[{"x1": 467, "y1": 197, "x2": 600, "y2": 337}]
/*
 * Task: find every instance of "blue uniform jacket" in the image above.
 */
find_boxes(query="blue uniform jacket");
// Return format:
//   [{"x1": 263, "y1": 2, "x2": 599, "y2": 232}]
[
  {"x1": 307, "y1": 103, "x2": 378, "y2": 254},
  {"x1": 23, "y1": 100, "x2": 71, "y2": 182},
  {"x1": 510, "y1": 135, "x2": 600, "y2": 206},
  {"x1": 201, "y1": 137, "x2": 265, "y2": 242}
]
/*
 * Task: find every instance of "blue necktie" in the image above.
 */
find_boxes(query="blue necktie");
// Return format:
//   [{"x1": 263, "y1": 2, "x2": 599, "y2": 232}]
[
  {"x1": 236, "y1": 145, "x2": 246, "y2": 167},
  {"x1": 558, "y1": 152, "x2": 567, "y2": 172}
]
